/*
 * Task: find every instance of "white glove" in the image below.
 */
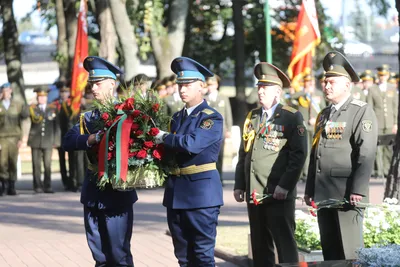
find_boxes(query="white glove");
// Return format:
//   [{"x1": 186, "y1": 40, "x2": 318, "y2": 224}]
[{"x1": 155, "y1": 130, "x2": 167, "y2": 144}]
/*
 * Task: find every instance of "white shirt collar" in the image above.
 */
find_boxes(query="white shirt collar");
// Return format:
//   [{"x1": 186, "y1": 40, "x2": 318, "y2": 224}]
[
  {"x1": 379, "y1": 83, "x2": 387, "y2": 92},
  {"x1": 332, "y1": 95, "x2": 350, "y2": 111},
  {"x1": 185, "y1": 100, "x2": 204, "y2": 116},
  {"x1": 262, "y1": 102, "x2": 279, "y2": 121}
]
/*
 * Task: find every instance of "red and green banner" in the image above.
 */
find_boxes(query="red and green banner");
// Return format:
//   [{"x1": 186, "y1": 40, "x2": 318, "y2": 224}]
[
  {"x1": 70, "y1": 0, "x2": 89, "y2": 116},
  {"x1": 287, "y1": 0, "x2": 321, "y2": 91}
]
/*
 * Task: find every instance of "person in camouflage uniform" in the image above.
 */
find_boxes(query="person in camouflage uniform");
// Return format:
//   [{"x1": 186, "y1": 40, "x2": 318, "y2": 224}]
[
  {"x1": 0, "y1": 83, "x2": 29, "y2": 196},
  {"x1": 234, "y1": 62, "x2": 307, "y2": 266},
  {"x1": 28, "y1": 87, "x2": 61, "y2": 193},
  {"x1": 292, "y1": 73, "x2": 326, "y2": 180},
  {"x1": 367, "y1": 64, "x2": 398, "y2": 178},
  {"x1": 205, "y1": 74, "x2": 233, "y2": 184}
]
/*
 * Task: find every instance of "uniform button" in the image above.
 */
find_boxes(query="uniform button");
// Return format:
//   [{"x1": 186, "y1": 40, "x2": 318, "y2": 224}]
[
  {"x1": 317, "y1": 169, "x2": 321, "y2": 173},
  {"x1": 252, "y1": 170, "x2": 255, "y2": 173},
  {"x1": 384, "y1": 108, "x2": 387, "y2": 112},
  {"x1": 41, "y1": 133, "x2": 45, "y2": 136},
  {"x1": 317, "y1": 155, "x2": 321, "y2": 159},
  {"x1": 42, "y1": 128, "x2": 45, "y2": 131},
  {"x1": 251, "y1": 159, "x2": 254, "y2": 162}
]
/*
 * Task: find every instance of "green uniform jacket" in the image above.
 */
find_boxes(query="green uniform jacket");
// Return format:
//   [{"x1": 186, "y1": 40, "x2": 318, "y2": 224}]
[
  {"x1": 206, "y1": 93, "x2": 233, "y2": 133},
  {"x1": 305, "y1": 97, "x2": 378, "y2": 203},
  {"x1": 294, "y1": 90, "x2": 326, "y2": 131},
  {"x1": 28, "y1": 103, "x2": 61, "y2": 149},
  {"x1": 234, "y1": 104, "x2": 308, "y2": 203},
  {"x1": 164, "y1": 94, "x2": 184, "y2": 116},
  {"x1": 366, "y1": 84, "x2": 398, "y2": 132},
  {"x1": 351, "y1": 84, "x2": 367, "y2": 102},
  {"x1": 57, "y1": 99, "x2": 79, "y2": 137},
  {"x1": 0, "y1": 99, "x2": 29, "y2": 139}
]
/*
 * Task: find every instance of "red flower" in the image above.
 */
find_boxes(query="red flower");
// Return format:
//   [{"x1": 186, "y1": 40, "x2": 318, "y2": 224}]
[
  {"x1": 108, "y1": 141, "x2": 115, "y2": 151},
  {"x1": 251, "y1": 189, "x2": 259, "y2": 205},
  {"x1": 115, "y1": 103, "x2": 123, "y2": 110},
  {"x1": 129, "y1": 139, "x2": 134, "y2": 146},
  {"x1": 101, "y1": 112, "x2": 110, "y2": 121},
  {"x1": 136, "y1": 149, "x2": 147, "y2": 159},
  {"x1": 152, "y1": 103, "x2": 160, "y2": 112},
  {"x1": 131, "y1": 123, "x2": 140, "y2": 131},
  {"x1": 107, "y1": 152, "x2": 113, "y2": 160},
  {"x1": 105, "y1": 120, "x2": 113, "y2": 128},
  {"x1": 143, "y1": 141, "x2": 154, "y2": 148},
  {"x1": 310, "y1": 210, "x2": 317, "y2": 217},
  {"x1": 311, "y1": 200, "x2": 317, "y2": 209},
  {"x1": 123, "y1": 98, "x2": 135, "y2": 110},
  {"x1": 152, "y1": 149, "x2": 162, "y2": 160},
  {"x1": 128, "y1": 151, "x2": 137, "y2": 158},
  {"x1": 135, "y1": 130, "x2": 143, "y2": 136},
  {"x1": 148, "y1": 127, "x2": 160, "y2": 136},
  {"x1": 132, "y1": 110, "x2": 141, "y2": 118}
]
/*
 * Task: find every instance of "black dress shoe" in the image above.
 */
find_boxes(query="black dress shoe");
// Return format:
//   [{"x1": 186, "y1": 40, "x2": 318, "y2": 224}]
[
  {"x1": 34, "y1": 188, "x2": 44, "y2": 194},
  {"x1": 44, "y1": 188, "x2": 54, "y2": 194}
]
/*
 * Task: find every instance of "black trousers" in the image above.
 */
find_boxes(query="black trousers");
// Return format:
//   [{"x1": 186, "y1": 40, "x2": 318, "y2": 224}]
[
  {"x1": 318, "y1": 208, "x2": 364, "y2": 260},
  {"x1": 31, "y1": 148, "x2": 52, "y2": 189},
  {"x1": 247, "y1": 200, "x2": 298, "y2": 267}
]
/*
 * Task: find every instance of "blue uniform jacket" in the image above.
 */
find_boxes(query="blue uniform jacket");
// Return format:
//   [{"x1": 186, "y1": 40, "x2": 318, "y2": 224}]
[
  {"x1": 62, "y1": 110, "x2": 138, "y2": 210},
  {"x1": 163, "y1": 100, "x2": 224, "y2": 209}
]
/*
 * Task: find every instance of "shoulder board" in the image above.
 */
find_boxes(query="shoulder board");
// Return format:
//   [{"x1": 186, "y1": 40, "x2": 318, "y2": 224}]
[
  {"x1": 282, "y1": 105, "x2": 297, "y2": 114},
  {"x1": 350, "y1": 99, "x2": 367, "y2": 107},
  {"x1": 201, "y1": 108, "x2": 214, "y2": 115},
  {"x1": 29, "y1": 104, "x2": 37, "y2": 109}
]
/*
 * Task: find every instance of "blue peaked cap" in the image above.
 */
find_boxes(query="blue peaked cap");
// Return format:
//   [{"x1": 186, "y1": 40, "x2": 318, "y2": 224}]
[
  {"x1": 0, "y1": 83, "x2": 11, "y2": 89},
  {"x1": 171, "y1": 57, "x2": 214, "y2": 83},
  {"x1": 83, "y1": 56, "x2": 123, "y2": 82}
]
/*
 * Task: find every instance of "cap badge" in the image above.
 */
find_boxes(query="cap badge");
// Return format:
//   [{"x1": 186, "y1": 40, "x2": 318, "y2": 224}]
[
  {"x1": 87, "y1": 57, "x2": 94, "y2": 61},
  {"x1": 91, "y1": 70, "x2": 95, "y2": 74},
  {"x1": 179, "y1": 71, "x2": 184, "y2": 77},
  {"x1": 329, "y1": 65, "x2": 334, "y2": 70}
]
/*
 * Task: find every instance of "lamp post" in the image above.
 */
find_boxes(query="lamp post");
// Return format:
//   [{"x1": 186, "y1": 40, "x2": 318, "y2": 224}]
[{"x1": 264, "y1": 0, "x2": 272, "y2": 63}]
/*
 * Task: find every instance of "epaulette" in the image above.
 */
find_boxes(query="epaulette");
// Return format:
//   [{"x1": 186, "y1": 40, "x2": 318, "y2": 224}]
[
  {"x1": 202, "y1": 108, "x2": 214, "y2": 115},
  {"x1": 29, "y1": 104, "x2": 37, "y2": 109},
  {"x1": 80, "y1": 111, "x2": 92, "y2": 134},
  {"x1": 282, "y1": 105, "x2": 297, "y2": 113},
  {"x1": 350, "y1": 99, "x2": 367, "y2": 107}
]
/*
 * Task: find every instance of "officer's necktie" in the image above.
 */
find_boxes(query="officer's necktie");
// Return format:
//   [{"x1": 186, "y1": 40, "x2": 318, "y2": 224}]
[
  {"x1": 329, "y1": 106, "x2": 337, "y2": 120},
  {"x1": 182, "y1": 109, "x2": 188, "y2": 123}
]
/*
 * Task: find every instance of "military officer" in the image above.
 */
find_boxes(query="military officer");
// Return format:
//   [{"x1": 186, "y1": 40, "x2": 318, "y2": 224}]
[
  {"x1": 132, "y1": 73, "x2": 150, "y2": 98},
  {"x1": 63, "y1": 56, "x2": 137, "y2": 266},
  {"x1": 205, "y1": 74, "x2": 233, "y2": 184},
  {"x1": 351, "y1": 74, "x2": 364, "y2": 101},
  {"x1": 359, "y1": 70, "x2": 374, "y2": 101},
  {"x1": 305, "y1": 51, "x2": 378, "y2": 260},
  {"x1": 234, "y1": 62, "x2": 308, "y2": 266},
  {"x1": 28, "y1": 87, "x2": 60, "y2": 193},
  {"x1": 388, "y1": 72, "x2": 398, "y2": 88},
  {"x1": 154, "y1": 57, "x2": 223, "y2": 266},
  {"x1": 292, "y1": 73, "x2": 325, "y2": 180},
  {"x1": 164, "y1": 74, "x2": 184, "y2": 116},
  {"x1": 0, "y1": 83, "x2": 29, "y2": 196},
  {"x1": 367, "y1": 64, "x2": 398, "y2": 178}
]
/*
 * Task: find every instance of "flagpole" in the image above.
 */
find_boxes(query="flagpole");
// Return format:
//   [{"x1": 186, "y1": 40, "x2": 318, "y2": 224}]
[{"x1": 264, "y1": 0, "x2": 272, "y2": 63}]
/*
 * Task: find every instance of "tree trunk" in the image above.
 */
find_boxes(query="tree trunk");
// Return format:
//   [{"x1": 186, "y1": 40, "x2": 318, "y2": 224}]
[
  {"x1": 385, "y1": 0, "x2": 400, "y2": 200},
  {"x1": 1, "y1": 0, "x2": 25, "y2": 102},
  {"x1": 108, "y1": 0, "x2": 139, "y2": 81},
  {"x1": 151, "y1": 0, "x2": 189, "y2": 79},
  {"x1": 64, "y1": 0, "x2": 78, "y2": 79},
  {"x1": 95, "y1": 0, "x2": 117, "y2": 64},
  {"x1": 232, "y1": 0, "x2": 248, "y2": 128},
  {"x1": 55, "y1": 0, "x2": 69, "y2": 81}
]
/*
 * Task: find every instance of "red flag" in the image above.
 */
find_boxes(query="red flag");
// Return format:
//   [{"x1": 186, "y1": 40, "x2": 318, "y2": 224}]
[
  {"x1": 70, "y1": 0, "x2": 89, "y2": 115},
  {"x1": 287, "y1": 0, "x2": 320, "y2": 91}
]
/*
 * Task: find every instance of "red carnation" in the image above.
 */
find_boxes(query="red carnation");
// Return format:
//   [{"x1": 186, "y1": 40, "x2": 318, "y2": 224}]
[
  {"x1": 123, "y1": 98, "x2": 135, "y2": 111},
  {"x1": 152, "y1": 149, "x2": 162, "y2": 160},
  {"x1": 105, "y1": 120, "x2": 113, "y2": 128},
  {"x1": 142, "y1": 114, "x2": 150, "y2": 121},
  {"x1": 114, "y1": 103, "x2": 123, "y2": 110},
  {"x1": 135, "y1": 130, "x2": 144, "y2": 136},
  {"x1": 143, "y1": 141, "x2": 154, "y2": 148},
  {"x1": 132, "y1": 110, "x2": 141, "y2": 118},
  {"x1": 101, "y1": 112, "x2": 110, "y2": 121},
  {"x1": 148, "y1": 127, "x2": 160, "y2": 136},
  {"x1": 108, "y1": 141, "x2": 115, "y2": 151},
  {"x1": 129, "y1": 139, "x2": 134, "y2": 146},
  {"x1": 131, "y1": 123, "x2": 140, "y2": 131},
  {"x1": 152, "y1": 103, "x2": 160, "y2": 112},
  {"x1": 311, "y1": 200, "x2": 318, "y2": 209},
  {"x1": 136, "y1": 149, "x2": 147, "y2": 159},
  {"x1": 128, "y1": 151, "x2": 137, "y2": 158},
  {"x1": 107, "y1": 152, "x2": 113, "y2": 160}
]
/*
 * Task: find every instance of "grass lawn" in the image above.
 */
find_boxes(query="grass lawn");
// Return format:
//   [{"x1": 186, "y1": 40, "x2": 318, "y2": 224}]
[{"x1": 216, "y1": 225, "x2": 249, "y2": 257}]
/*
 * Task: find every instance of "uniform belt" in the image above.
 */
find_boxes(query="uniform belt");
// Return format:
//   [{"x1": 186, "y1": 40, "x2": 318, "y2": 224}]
[{"x1": 170, "y1": 163, "x2": 216, "y2": 176}]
